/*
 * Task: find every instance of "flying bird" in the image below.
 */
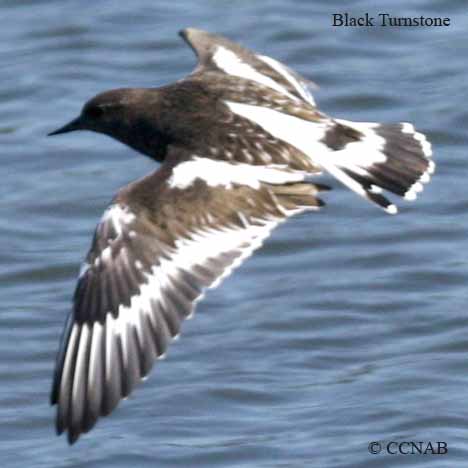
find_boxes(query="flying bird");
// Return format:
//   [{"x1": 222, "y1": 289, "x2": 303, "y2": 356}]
[{"x1": 48, "y1": 28, "x2": 434, "y2": 444}]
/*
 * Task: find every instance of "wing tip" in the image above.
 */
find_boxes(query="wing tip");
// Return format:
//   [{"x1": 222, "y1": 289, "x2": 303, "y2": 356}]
[
  {"x1": 178, "y1": 28, "x2": 189, "y2": 41},
  {"x1": 178, "y1": 27, "x2": 211, "y2": 48},
  {"x1": 67, "y1": 430, "x2": 80, "y2": 445}
]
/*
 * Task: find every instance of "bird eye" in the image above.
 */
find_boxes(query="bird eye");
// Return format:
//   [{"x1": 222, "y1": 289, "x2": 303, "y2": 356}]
[{"x1": 86, "y1": 106, "x2": 104, "y2": 119}]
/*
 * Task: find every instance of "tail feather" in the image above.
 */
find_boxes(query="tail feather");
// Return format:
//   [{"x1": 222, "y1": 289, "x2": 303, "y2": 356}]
[{"x1": 319, "y1": 119, "x2": 433, "y2": 213}]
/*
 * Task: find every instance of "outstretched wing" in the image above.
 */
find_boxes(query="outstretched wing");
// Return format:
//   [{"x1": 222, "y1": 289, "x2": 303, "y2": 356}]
[
  {"x1": 51, "y1": 155, "x2": 328, "y2": 444},
  {"x1": 179, "y1": 27, "x2": 317, "y2": 106}
]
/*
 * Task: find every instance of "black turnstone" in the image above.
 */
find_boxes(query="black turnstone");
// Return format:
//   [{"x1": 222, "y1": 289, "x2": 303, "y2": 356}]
[{"x1": 48, "y1": 28, "x2": 434, "y2": 444}]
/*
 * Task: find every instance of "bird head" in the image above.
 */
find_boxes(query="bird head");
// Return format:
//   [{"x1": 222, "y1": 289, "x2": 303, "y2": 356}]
[{"x1": 48, "y1": 88, "x2": 166, "y2": 160}]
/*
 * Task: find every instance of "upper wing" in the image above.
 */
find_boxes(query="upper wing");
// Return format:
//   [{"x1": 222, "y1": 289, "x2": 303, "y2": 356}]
[
  {"x1": 51, "y1": 155, "x2": 328, "y2": 443},
  {"x1": 179, "y1": 28, "x2": 317, "y2": 107}
]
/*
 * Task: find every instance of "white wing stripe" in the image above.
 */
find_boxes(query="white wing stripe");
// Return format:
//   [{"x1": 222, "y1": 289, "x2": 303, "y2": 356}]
[
  {"x1": 213, "y1": 46, "x2": 299, "y2": 102},
  {"x1": 257, "y1": 54, "x2": 316, "y2": 105},
  {"x1": 103, "y1": 217, "x2": 288, "y2": 353},
  {"x1": 168, "y1": 157, "x2": 305, "y2": 189},
  {"x1": 226, "y1": 101, "x2": 330, "y2": 158}
]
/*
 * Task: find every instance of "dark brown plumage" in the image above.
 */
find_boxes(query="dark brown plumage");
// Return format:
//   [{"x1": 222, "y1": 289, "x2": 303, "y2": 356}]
[{"x1": 48, "y1": 28, "x2": 434, "y2": 444}]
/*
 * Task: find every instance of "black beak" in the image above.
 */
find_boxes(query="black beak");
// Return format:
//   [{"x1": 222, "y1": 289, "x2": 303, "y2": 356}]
[{"x1": 48, "y1": 116, "x2": 82, "y2": 136}]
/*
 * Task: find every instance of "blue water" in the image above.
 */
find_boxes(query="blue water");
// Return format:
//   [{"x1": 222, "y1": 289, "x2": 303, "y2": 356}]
[{"x1": 1, "y1": 1, "x2": 467, "y2": 466}]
